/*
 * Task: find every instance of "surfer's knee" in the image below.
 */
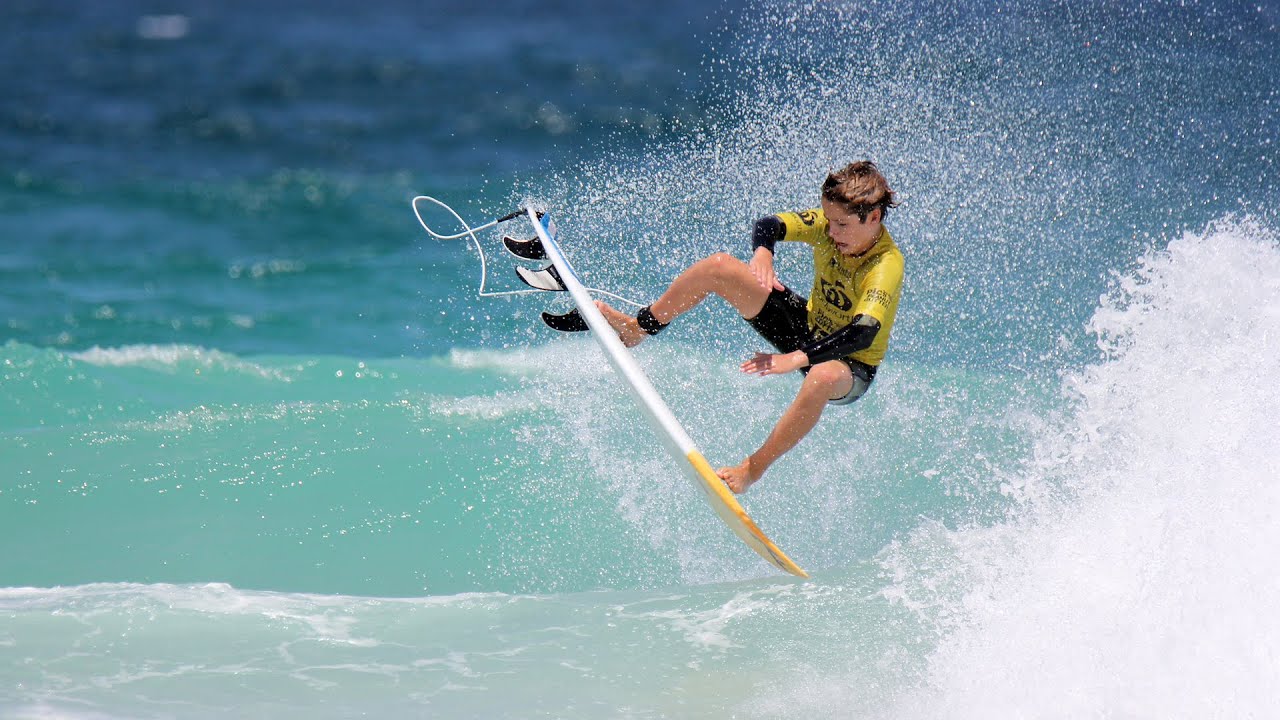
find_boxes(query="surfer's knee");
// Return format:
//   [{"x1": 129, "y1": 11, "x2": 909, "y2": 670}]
[
  {"x1": 697, "y1": 253, "x2": 758, "y2": 295},
  {"x1": 802, "y1": 361, "x2": 853, "y2": 398},
  {"x1": 696, "y1": 252, "x2": 746, "y2": 277}
]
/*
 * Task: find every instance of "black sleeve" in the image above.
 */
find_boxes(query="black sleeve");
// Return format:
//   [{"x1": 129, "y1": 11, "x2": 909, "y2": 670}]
[
  {"x1": 799, "y1": 314, "x2": 881, "y2": 365},
  {"x1": 751, "y1": 215, "x2": 786, "y2": 253}
]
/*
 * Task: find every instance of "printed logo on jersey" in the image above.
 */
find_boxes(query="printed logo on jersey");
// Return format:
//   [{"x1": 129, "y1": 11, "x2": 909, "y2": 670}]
[
  {"x1": 820, "y1": 278, "x2": 853, "y2": 312},
  {"x1": 810, "y1": 313, "x2": 836, "y2": 334},
  {"x1": 864, "y1": 287, "x2": 892, "y2": 308},
  {"x1": 798, "y1": 210, "x2": 820, "y2": 226}
]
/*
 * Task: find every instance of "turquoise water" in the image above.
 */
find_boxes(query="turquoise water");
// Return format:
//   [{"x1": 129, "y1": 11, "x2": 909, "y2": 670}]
[{"x1": 3, "y1": 0, "x2": 1279, "y2": 717}]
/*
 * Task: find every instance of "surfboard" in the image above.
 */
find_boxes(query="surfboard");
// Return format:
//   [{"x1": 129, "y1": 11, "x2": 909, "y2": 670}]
[{"x1": 522, "y1": 209, "x2": 808, "y2": 578}]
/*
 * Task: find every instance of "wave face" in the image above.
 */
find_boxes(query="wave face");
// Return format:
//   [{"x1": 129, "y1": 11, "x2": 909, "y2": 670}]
[{"x1": 2, "y1": 0, "x2": 1279, "y2": 717}]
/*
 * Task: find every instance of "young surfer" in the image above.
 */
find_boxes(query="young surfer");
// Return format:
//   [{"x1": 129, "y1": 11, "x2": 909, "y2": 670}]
[{"x1": 597, "y1": 161, "x2": 904, "y2": 494}]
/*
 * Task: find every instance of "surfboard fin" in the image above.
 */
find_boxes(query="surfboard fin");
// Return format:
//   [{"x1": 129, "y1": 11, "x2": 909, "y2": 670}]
[
  {"x1": 515, "y1": 264, "x2": 566, "y2": 292},
  {"x1": 541, "y1": 309, "x2": 589, "y2": 332},
  {"x1": 503, "y1": 235, "x2": 547, "y2": 260}
]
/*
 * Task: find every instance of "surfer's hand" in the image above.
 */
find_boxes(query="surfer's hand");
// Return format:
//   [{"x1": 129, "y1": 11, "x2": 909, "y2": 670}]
[
  {"x1": 740, "y1": 351, "x2": 807, "y2": 376},
  {"x1": 749, "y1": 247, "x2": 784, "y2": 292}
]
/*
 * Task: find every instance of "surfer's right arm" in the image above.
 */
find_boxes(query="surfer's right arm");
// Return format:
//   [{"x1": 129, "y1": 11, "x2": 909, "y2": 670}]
[{"x1": 749, "y1": 215, "x2": 787, "y2": 291}]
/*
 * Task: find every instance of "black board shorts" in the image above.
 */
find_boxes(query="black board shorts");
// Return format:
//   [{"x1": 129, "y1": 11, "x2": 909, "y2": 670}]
[{"x1": 745, "y1": 287, "x2": 876, "y2": 405}]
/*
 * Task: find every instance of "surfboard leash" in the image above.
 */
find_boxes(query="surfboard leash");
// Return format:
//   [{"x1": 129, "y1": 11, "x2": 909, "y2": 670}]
[{"x1": 411, "y1": 195, "x2": 645, "y2": 313}]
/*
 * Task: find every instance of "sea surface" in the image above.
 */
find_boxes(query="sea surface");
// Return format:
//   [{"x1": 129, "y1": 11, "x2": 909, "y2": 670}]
[{"x1": 2, "y1": 0, "x2": 1279, "y2": 717}]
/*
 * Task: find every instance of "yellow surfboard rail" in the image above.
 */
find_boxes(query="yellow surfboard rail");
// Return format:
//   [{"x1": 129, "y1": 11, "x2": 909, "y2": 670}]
[{"x1": 527, "y1": 209, "x2": 808, "y2": 578}]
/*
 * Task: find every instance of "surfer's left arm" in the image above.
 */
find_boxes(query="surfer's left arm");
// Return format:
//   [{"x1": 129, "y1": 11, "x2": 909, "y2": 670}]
[
  {"x1": 740, "y1": 349, "x2": 810, "y2": 376},
  {"x1": 796, "y1": 315, "x2": 881, "y2": 365},
  {"x1": 739, "y1": 315, "x2": 880, "y2": 376}
]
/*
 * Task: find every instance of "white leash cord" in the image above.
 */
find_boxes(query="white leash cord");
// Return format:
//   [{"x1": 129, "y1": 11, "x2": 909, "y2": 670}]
[{"x1": 411, "y1": 195, "x2": 643, "y2": 307}]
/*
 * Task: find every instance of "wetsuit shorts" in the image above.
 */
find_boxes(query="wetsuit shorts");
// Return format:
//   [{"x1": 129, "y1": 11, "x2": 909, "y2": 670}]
[{"x1": 745, "y1": 287, "x2": 877, "y2": 406}]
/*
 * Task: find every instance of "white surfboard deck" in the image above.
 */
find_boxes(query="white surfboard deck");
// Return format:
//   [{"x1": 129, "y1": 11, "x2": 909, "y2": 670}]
[{"x1": 527, "y1": 209, "x2": 807, "y2": 578}]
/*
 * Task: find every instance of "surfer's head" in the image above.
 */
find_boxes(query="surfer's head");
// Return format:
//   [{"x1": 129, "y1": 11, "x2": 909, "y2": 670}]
[
  {"x1": 821, "y1": 161, "x2": 898, "y2": 222},
  {"x1": 821, "y1": 161, "x2": 897, "y2": 256}
]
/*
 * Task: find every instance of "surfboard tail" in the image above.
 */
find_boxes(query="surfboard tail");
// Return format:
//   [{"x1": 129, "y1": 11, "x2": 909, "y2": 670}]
[{"x1": 684, "y1": 451, "x2": 809, "y2": 578}]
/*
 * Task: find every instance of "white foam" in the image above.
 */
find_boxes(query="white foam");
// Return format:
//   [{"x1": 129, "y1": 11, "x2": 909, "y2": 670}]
[
  {"x1": 882, "y1": 217, "x2": 1280, "y2": 717},
  {"x1": 136, "y1": 14, "x2": 189, "y2": 41},
  {"x1": 428, "y1": 392, "x2": 546, "y2": 420},
  {"x1": 71, "y1": 344, "x2": 298, "y2": 382},
  {"x1": 5, "y1": 705, "x2": 130, "y2": 720},
  {"x1": 447, "y1": 340, "x2": 612, "y2": 381}
]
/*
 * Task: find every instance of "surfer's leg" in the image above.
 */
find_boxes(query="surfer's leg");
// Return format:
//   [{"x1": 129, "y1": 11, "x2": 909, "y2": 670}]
[
  {"x1": 598, "y1": 253, "x2": 770, "y2": 347},
  {"x1": 723, "y1": 360, "x2": 853, "y2": 493},
  {"x1": 649, "y1": 253, "x2": 772, "y2": 323}
]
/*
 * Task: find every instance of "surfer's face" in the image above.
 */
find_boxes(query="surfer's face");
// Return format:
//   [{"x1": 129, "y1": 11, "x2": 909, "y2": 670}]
[{"x1": 822, "y1": 200, "x2": 882, "y2": 257}]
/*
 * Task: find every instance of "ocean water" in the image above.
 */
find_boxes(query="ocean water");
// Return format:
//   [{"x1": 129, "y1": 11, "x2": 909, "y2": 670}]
[{"x1": 2, "y1": 0, "x2": 1278, "y2": 717}]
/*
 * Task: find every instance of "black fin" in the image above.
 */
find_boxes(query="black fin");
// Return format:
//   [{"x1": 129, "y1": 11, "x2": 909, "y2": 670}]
[
  {"x1": 541, "y1": 309, "x2": 589, "y2": 332},
  {"x1": 503, "y1": 235, "x2": 547, "y2": 260},
  {"x1": 515, "y1": 264, "x2": 566, "y2": 292}
]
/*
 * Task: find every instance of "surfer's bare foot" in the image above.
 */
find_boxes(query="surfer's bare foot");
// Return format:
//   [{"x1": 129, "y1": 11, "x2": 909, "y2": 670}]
[
  {"x1": 595, "y1": 301, "x2": 648, "y2": 348},
  {"x1": 717, "y1": 458, "x2": 763, "y2": 494}
]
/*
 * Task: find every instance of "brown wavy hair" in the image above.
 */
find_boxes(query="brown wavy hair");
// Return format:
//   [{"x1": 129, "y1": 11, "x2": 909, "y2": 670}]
[{"x1": 822, "y1": 161, "x2": 899, "y2": 222}]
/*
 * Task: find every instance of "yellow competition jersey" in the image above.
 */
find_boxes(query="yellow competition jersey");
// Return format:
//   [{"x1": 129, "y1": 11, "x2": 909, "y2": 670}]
[{"x1": 777, "y1": 209, "x2": 904, "y2": 366}]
